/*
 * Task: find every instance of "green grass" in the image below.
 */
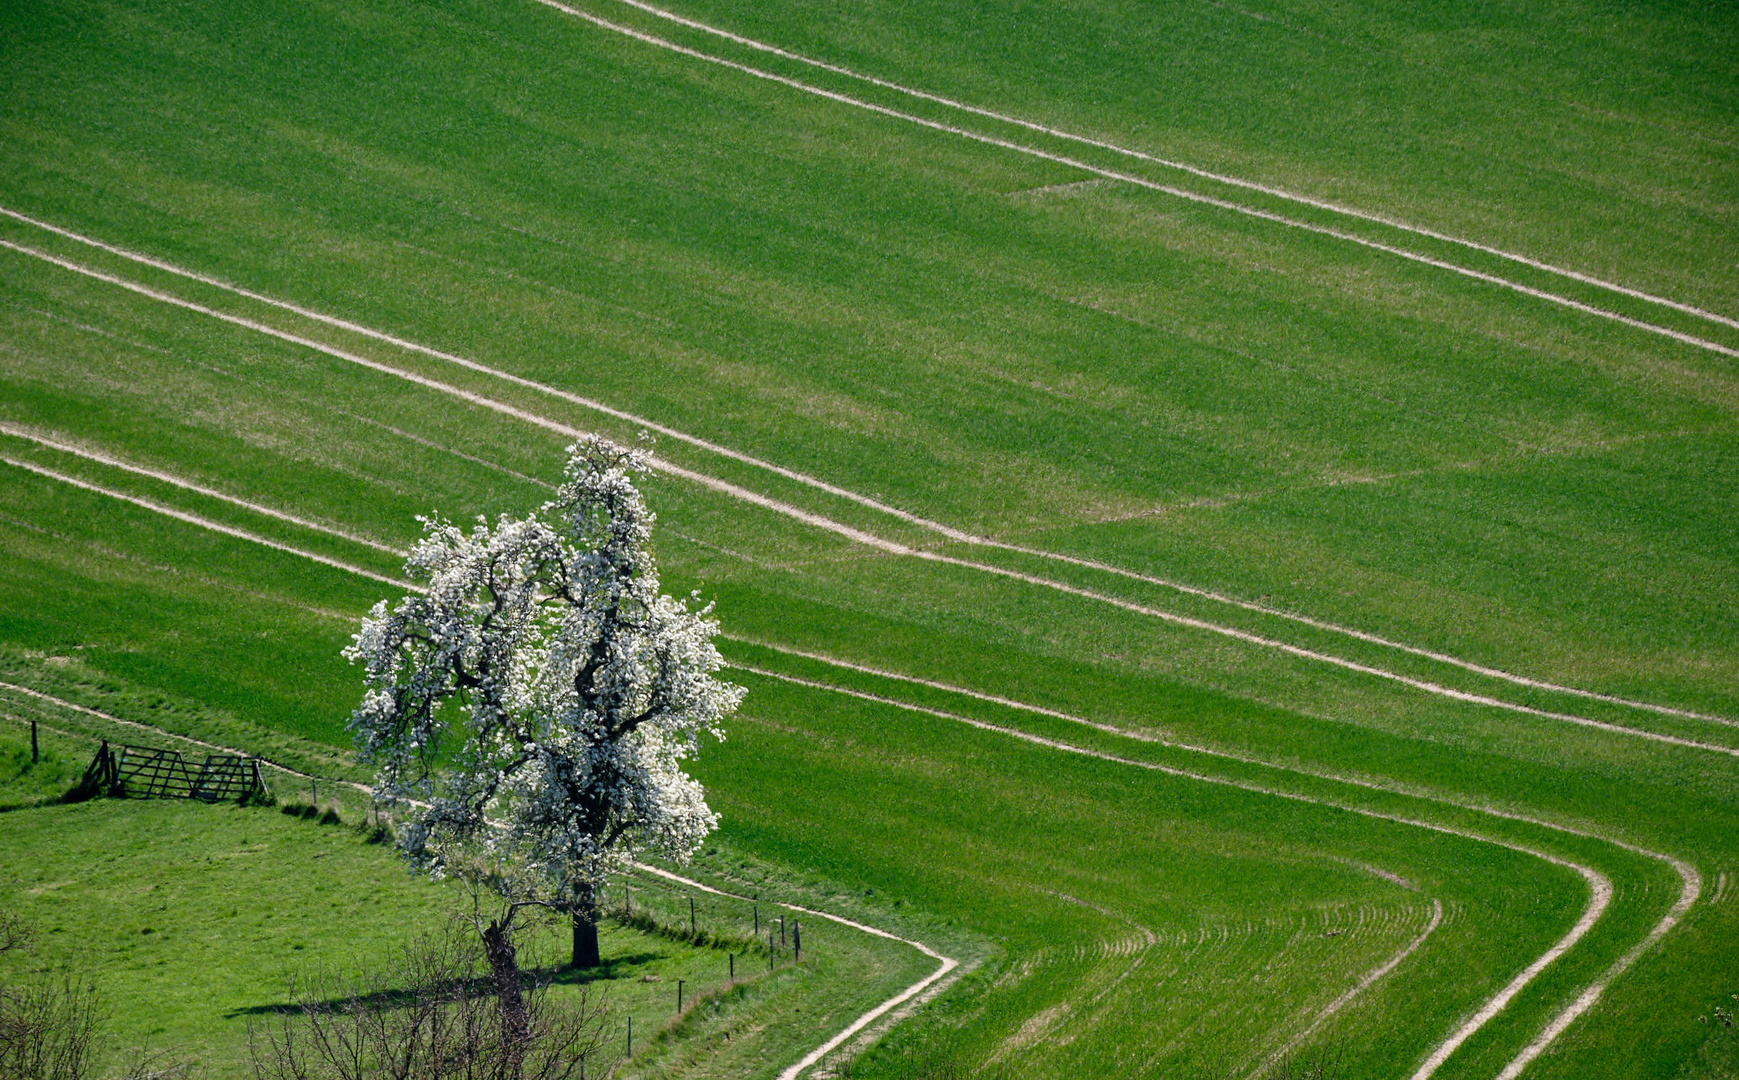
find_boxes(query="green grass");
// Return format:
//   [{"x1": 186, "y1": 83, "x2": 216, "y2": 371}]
[
  {"x1": 622, "y1": 0, "x2": 1739, "y2": 312},
  {"x1": 0, "y1": 0, "x2": 1735, "y2": 1075},
  {"x1": 0, "y1": 795, "x2": 939, "y2": 1079},
  {"x1": 0, "y1": 721, "x2": 81, "y2": 810}
]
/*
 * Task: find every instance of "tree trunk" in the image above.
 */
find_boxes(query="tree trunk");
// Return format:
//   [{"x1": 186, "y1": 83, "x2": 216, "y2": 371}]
[
  {"x1": 571, "y1": 906, "x2": 601, "y2": 969},
  {"x1": 482, "y1": 917, "x2": 531, "y2": 1072}
]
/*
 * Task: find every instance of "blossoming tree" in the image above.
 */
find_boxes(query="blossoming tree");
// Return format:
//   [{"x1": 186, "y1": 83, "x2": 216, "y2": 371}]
[{"x1": 346, "y1": 436, "x2": 742, "y2": 1020}]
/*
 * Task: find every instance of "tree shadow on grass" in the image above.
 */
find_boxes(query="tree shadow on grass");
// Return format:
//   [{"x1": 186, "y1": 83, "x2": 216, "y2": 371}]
[
  {"x1": 223, "y1": 954, "x2": 661, "y2": 1018},
  {"x1": 535, "y1": 952, "x2": 661, "y2": 986}
]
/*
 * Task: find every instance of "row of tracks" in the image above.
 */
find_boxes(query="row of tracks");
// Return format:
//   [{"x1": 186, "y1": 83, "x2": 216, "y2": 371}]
[{"x1": 0, "y1": 2, "x2": 1733, "y2": 1069}]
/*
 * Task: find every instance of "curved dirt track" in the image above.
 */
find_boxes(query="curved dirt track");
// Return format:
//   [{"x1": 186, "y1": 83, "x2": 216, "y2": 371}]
[
  {"x1": 725, "y1": 644, "x2": 1700, "y2": 1078},
  {"x1": 3, "y1": 228, "x2": 1733, "y2": 759},
  {"x1": 630, "y1": 863, "x2": 959, "y2": 1080},
  {"x1": 731, "y1": 663, "x2": 1622, "y2": 1078}
]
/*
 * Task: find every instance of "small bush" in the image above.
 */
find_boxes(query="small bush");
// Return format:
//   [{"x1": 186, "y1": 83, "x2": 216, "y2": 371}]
[
  {"x1": 0, "y1": 971, "x2": 104, "y2": 1079},
  {"x1": 610, "y1": 907, "x2": 762, "y2": 955},
  {"x1": 249, "y1": 927, "x2": 608, "y2": 1080},
  {"x1": 1268, "y1": 1046, "x2": 1346, "y2": 1080},
  {"x1": 0, "y1": 909, "x2": 186, "y2": 1080}
]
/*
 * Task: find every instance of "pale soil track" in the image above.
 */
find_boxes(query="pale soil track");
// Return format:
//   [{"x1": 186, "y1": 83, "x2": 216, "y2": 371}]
[
  {"x1": 0, "y1": 462, "x2": 1698, "y2": 1075},
  {"x1": 2, "y1": 228, "x2": 1733, "y2": 755},
  {"x1": 631, "y1": 863, "x2": 959, "y2": 1080}
]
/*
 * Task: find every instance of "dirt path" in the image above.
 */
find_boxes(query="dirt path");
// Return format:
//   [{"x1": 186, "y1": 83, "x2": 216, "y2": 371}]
[{"x1": 631, "y1": 863, "x2": 959, "y2": 1080}]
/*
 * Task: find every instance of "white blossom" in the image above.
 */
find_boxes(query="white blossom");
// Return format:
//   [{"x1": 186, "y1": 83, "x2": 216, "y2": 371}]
[{"x1": 345, "y1": 435, "x2": 743, "y2": 915}]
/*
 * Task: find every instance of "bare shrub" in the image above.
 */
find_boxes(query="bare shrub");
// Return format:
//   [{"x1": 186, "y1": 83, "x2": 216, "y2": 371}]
[
  {"x1": 0, "y1": 971, "x2": 103, "y2": 1080},
  {"x1": 0, "y1": 910, "x2": 34, "y2": 955},
  {"x1": 1267, "y1": 1045, "x2": 1345, "y2": 1080},
  {"x1": 0, "y1": 908, "x2": 184, "y2": 1080},
  {"x1": 247, "y1": 928, "x2": 607, "y2": 1080}
]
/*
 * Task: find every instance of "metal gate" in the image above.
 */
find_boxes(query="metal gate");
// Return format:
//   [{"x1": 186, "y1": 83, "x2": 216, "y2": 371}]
[{"x1": 77, "y1": 740, "x2": 265, "y2": 802}]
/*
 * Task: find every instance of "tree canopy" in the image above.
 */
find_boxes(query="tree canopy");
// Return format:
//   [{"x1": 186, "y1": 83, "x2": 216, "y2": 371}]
[{"x1": 346, "y1": 436, "x2": 742, "y2": 969}]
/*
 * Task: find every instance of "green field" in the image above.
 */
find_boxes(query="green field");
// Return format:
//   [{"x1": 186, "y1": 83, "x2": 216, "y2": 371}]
[{"x1": 0, "y1": 0, "x2": 1736, "y2": 1076}]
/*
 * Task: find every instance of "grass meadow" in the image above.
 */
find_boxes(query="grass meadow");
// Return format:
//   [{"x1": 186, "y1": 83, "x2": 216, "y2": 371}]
[{"x1": 0, "y1": 0, "x2": 1736, "y2": 1076}]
